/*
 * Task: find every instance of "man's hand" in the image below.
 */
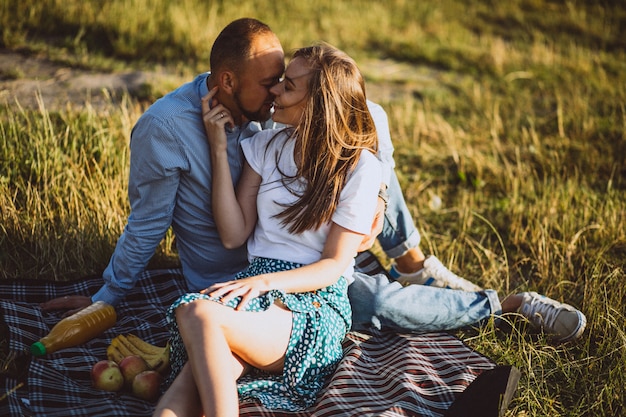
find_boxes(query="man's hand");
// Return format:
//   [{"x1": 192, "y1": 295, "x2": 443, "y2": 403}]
[
  {"x1": 357, "y1": 197, "x2": 386, "y2": 252},
  {"x1": 40, "y1": 295, "x2": 92, "y2": 318}
]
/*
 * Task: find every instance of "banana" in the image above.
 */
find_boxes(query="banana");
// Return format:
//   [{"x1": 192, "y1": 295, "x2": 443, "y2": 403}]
[
  {"x1": 106, "y1": 334, "x2": 170, "y2": 376},
  {"x1": 107, "y1": 335, "x2": 135, "y2": 358},
  {"x1": 116, "y1": 334, "x2": 146, "y2": 356},
  {"x1": 106, "y1": 344, "x2": 128, "y2": 363},
  {"x1": 124, "y1": 334, "x2": 170, "y2": 374},
  {"x1": 146, "y1": 340, "x2": 170, "y2": 375},
  {"x1": 125, "y1": 334, "x2": 165, "y2": 357}
]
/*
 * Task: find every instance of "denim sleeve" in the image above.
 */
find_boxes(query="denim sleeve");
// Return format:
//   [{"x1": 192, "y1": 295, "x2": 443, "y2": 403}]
[
  {"x1": 92, "y1": 115, "x2": 189, "y2": 306},
  {"x1": 367, "y1": 100, "x2": 394, "y2": 187}
]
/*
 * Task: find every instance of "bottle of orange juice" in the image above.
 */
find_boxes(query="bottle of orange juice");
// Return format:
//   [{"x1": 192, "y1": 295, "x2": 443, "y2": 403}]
[{"x1": 31, "y1": 301, "x2": 117, "y2": 356}]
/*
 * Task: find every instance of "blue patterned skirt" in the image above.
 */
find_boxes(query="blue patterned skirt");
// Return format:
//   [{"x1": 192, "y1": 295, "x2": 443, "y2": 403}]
[{"x1": 165, "y1": 257, "x2": 352, "y2": 411}]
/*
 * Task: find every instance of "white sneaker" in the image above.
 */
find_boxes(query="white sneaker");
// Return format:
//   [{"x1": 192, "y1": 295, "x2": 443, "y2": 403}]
[
  {"x1": 389, "y1": 255, "x2": 482, "y2": 291},
  {"x1": 518, "y1": 292, "x2": 587, "y2": 343}
]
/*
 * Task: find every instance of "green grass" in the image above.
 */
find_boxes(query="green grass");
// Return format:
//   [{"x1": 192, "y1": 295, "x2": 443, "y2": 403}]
[{"x1": 1, "y1": 0, "x2": 625, "y2": 415}]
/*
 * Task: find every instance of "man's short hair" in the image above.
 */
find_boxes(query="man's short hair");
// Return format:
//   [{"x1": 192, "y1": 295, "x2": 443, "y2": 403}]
[{"x1": 210, "y1": 18, "x2": 275, "y2": 75}]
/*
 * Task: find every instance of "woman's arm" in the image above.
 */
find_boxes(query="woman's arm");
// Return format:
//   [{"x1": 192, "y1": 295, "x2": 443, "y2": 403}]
[
  {"x1": 212, "y1": 160, "x2": 260, "y2": 249},
  {"x1": 205, "y1": 222, "x2": 364, "y2": 309},
  {"x1": 202, "y1": 89, "x2": 260, "y2": 248}
]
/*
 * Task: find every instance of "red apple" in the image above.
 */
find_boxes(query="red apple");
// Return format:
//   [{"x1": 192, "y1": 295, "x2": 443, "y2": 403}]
[
  {"x1": 118, "y1": 355, "x2": 150, "y2": 389},
  {"x1": 91, "y1": 360, "x2": 124, "y2": 392},
  {"x1": 132, "y1": 370, "x2": 163, "y2": 402}
]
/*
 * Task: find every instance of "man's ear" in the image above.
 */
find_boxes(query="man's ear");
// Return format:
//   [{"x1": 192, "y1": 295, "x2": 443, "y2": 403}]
[{"x1": 219, "y1": 71, "x2": 236, "y2": 94}]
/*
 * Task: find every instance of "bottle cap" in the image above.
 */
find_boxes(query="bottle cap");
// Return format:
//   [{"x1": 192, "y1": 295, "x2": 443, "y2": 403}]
[{"x1": 31, "y1": 341, "x2": 47, "y2": 356}]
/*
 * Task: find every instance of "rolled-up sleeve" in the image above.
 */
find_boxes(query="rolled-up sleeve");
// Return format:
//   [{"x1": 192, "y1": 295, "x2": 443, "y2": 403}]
[{"x1": 367, "y1": 100, "x2": 394, "y2": 188}]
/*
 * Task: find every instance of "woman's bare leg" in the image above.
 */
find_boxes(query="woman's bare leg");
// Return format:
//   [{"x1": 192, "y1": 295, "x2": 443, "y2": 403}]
[
  {"x1": 176, "y1": 299, "x2": 293, "y2": 417},
  {"x1": 152, "y1": 363, "x2": 202, "y2": 417}
]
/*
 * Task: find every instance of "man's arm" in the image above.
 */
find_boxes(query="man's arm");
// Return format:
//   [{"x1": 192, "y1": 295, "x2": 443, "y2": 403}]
[
  {"x1": 357, "y1": 101, "x2": 394, "y2": 251},
  {"x1": 41, "y1": 115, "x2": 186, "y2": 314},
  {"x1": 367, "y1": 100, "x2": 395, "y2": 187},
  {"x1": 95, "y1": 115, "x2": 186, "y2": 305}
]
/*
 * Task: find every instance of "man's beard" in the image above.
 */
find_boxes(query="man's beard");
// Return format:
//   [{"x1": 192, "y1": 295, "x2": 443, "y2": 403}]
[{"x1": 233, "y1": 90, "x2": 272, "y2": 123}]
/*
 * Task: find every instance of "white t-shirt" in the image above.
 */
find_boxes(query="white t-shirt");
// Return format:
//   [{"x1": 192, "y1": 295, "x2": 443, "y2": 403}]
[
  {"x1": 269, "y1": 100, "x2": 395, "y2": 187},
  {"x1": 241, "y1": 128, "x2": 381, "y2": 281}
]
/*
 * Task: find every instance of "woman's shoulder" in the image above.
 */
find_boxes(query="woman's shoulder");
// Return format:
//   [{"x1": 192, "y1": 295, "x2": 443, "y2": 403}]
[{"x1": 351, "y1": 149, "x2": 382, "y2": 182}]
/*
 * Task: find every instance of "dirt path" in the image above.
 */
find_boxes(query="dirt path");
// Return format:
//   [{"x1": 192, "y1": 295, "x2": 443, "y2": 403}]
[
  {"x1": 1, "y1": 49, "x2": 434, "y2": 111},
  {"x1": 0, "y1": 49, "x2": 164, "y2": 110}
]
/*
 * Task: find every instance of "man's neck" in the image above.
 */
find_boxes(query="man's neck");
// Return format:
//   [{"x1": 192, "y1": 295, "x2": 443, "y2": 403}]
[{"x1": 206, "y1": 73, "x2": 216, "y2": 90}]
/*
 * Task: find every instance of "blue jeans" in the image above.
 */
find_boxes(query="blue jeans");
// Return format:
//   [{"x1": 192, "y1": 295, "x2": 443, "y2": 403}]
[
  {"x1": 377, "y1": 170, "x2": 421, "y2": 259},
  {"x1": 348, "y1": 171, "x2": 502, "y2": 333},
  {"x1": 348, "y1": 272, "x2": 501, "y2": 332}
]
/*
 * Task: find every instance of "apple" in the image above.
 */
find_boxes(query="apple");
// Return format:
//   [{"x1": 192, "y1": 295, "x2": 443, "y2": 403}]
[
  {"x1": 132, "y1": 370, "x2": 163, "y2": 402},
  {"x1": 91, "y1": 360, "x2": 124, "y2": 392},
  {"x1": 118, "y1": 355, "x2": 150, "y2": 389}
]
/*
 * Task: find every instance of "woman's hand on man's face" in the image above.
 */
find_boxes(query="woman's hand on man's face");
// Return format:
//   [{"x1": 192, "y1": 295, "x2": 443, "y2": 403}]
[{"x1": 201, "y1": 87, "x2": 234, "y2": 151}]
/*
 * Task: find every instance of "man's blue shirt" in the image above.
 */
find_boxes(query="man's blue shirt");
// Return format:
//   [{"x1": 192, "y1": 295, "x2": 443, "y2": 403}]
[{"x1": 93, "y1": 73, "x2": 262, "y2": 305}]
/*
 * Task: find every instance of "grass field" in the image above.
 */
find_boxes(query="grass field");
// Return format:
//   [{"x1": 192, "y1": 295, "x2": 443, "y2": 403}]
[{"x1": 1, "y1": 1, "x2": 625, "y2": 415}]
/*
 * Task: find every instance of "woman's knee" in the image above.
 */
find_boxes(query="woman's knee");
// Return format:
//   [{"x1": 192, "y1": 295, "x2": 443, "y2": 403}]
[{"x1": 175, "y1": 299, "x2": 221, "y2": 329}]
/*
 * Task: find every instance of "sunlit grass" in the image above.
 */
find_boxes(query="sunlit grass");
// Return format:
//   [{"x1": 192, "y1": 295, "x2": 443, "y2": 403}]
[{"x1": 0, "y1": 95, "x2": 178, "y2": 279}]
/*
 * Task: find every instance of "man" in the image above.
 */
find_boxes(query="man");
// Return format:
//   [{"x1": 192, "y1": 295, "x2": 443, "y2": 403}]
[
  {"x1": 41, "y1": 18, "x2": 586, "y2": 344},
  {"x1": 43, "y1": 18, "x2": 283, "y2": 312}
]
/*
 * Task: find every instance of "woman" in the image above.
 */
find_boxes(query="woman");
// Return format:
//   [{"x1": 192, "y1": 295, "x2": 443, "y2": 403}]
[{"x1": 154, "y1": 43, "x2": 381, "y2": 417}]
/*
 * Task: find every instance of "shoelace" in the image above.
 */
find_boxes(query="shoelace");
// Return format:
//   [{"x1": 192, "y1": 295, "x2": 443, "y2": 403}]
[{"x1": 523, "y1": 296, "x2": 560, "y2": 329}]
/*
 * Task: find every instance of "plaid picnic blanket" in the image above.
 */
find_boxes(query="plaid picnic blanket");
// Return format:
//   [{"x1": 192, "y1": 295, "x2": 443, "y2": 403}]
[{"x1": 0, "y1": 269, "x2": 496, "y2": 417}]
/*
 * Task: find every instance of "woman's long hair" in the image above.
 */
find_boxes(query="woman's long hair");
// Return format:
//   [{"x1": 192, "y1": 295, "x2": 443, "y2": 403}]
[{"x1": 275, "y1": 43, "x2": 378, "y2": 234}]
